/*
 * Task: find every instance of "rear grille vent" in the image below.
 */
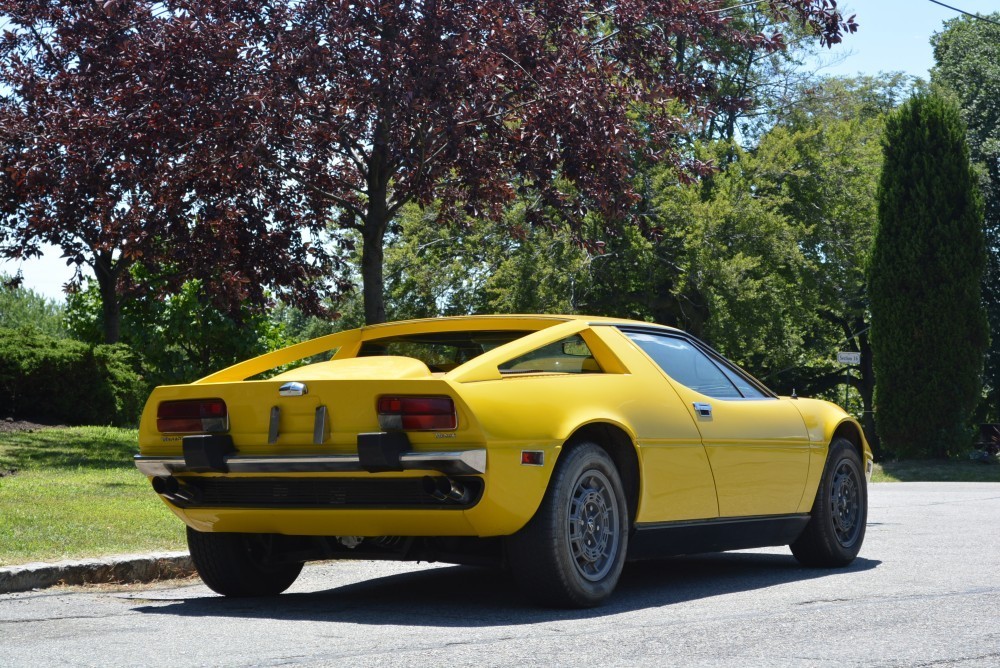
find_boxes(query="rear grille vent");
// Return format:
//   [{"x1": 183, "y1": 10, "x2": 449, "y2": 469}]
[{"x1": 181, "y1": 477, "x2": 483, "y2": 510}]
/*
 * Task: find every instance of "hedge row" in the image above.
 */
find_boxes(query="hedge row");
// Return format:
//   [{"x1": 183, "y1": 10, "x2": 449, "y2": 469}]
[{"x1": 0, "y1": 327, "x2": 147, "y2": 426}]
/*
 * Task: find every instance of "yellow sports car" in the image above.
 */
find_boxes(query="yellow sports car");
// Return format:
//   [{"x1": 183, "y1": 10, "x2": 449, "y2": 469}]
[{"x1": 135, "y1": 315, "x2": 872, "y2": 607}]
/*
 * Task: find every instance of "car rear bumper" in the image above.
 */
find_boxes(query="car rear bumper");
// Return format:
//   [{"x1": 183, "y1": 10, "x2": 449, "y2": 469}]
[
  {"x1": 136, "y1": 441, "x2": 557, "y2": 537},
  {"x1": 134, "y1": 448, "x2": 487, "y2": 477}
]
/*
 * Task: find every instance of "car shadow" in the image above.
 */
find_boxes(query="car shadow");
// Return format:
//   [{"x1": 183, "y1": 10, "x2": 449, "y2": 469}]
[{"x1": 131, "y1": 552, "x2": 880, "y2": 625}]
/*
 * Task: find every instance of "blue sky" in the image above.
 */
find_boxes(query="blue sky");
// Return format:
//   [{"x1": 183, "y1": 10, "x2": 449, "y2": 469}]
[
  {"x1": 818, "y1": 0, "x2": 999, "y2": 78},
  {"x1": 3, "y1": 0, "x2": 998, "y2": 301}
]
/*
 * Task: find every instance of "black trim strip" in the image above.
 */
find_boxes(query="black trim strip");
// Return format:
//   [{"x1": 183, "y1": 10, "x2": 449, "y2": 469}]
[
  {"x1": 164, "y1": 476, "x2": 485, "y2": 511},
  {"x1": 628, "y1": 514, "x2": 811, "y2": 560}
]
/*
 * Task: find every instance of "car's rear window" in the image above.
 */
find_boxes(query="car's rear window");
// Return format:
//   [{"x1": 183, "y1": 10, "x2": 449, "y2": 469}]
[{"x1": 358, "y1": 331, "x2": 532, "y2": 371}]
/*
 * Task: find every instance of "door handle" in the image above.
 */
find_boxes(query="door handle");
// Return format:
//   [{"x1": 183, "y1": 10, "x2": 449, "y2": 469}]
[{"x1": 693, "y1": 402, "x2": 713, "y2": 418}]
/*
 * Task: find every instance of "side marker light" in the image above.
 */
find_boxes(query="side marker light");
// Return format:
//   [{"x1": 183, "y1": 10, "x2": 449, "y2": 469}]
[{"x1": 521, "y1": 450, "x2": 544, "y2": 466}]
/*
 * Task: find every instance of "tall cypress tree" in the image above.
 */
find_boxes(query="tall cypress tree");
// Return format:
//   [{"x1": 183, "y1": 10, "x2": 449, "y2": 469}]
[
  {"x1": 931, "y1": 14, "x2": 1000, "y2": 422},
  {"x1": 869, "y1": 94, "x2": 988, "y2": 458}
]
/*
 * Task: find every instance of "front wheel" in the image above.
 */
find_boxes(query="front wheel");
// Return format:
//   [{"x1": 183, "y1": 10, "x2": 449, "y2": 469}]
[
  {"x1": 791, "y1": 438, "x2": 868, "y2": 567},
  {"x1": 506, "y1": 442, "x2": 628, "y2": 608},
  {"x1": 187, "y1": 527, "x2": 304, "y2": 597}
]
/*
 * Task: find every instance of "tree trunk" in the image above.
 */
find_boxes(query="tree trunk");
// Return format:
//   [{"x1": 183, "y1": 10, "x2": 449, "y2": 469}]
[
  {"x1": 361, "y1": 214, "x2": 388, "y2": 325},
  {"x1": 858, "y1": 329, "x2": 879, "y2": 457},
  {"x1": 361, "y1": 137, "x2": 390, "y2": 325},
  {"x1": 93, "y1": 251, "x2": 121, "y2": 344}
]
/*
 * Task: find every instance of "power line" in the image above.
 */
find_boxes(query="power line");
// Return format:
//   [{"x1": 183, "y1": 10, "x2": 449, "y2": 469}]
[{"x1": 927, "y1": 0, "x2": 1000, "y2": 27}]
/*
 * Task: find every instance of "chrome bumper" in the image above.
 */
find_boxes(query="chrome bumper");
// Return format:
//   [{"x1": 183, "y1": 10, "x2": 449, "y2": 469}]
[{"x1": 134, "y1": 449, "x2": 487, "y2": 477}]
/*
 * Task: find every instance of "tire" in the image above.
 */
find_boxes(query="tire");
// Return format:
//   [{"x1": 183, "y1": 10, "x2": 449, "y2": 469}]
[
  {"x1": 186, "y1": 527, "x2": 304, "y2": 597},
  {"x1": 791, "y1": 438, "x2": 868, "y2": 567},
  {"x1": 506, "y1": 442, "x2": 628, "y2": 608}
]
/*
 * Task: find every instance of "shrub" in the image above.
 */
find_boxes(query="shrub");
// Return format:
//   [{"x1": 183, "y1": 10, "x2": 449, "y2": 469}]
[{"x1": 0, "y1": 327, "x2": 146, "y2": 426}]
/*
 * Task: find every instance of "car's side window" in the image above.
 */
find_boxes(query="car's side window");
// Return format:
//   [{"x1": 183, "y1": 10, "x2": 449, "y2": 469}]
[
  {"x1": 623, "y1": 332, "x2": 743, "y2": 399},
  {"x1": 499, "y1": 335, "x2": 603, "y2": 374},
  {"x1": 718, "y1": 364, "x2": 768, "y2": 399}
]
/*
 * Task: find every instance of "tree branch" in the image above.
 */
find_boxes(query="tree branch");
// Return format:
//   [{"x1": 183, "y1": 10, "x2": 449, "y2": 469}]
[{"x1": 265, "y1": 157, "x2": 365, "y2": 224}]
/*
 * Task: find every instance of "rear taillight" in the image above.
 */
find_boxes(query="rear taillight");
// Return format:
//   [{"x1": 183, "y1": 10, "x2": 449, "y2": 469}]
[
  {"x1": 377, "y1": 396, "x2": 457, "y2": 431},
  {"x1": 157, "y1": 399, "x2": 229, "y2": 433}
]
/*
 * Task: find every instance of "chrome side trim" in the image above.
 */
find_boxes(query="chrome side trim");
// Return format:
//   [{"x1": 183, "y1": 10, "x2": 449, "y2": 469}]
[
  {"x1": 135, "y1": 448, "x2": 487, "y2": 477},
  {"x1": 401, "y1": 449, "x2": 486, "y2": 474}
]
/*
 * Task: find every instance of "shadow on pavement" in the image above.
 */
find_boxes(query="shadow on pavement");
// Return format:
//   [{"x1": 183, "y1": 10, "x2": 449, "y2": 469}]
[{"x1": 132, "y1": 552, "x2": 880, "y2": 625}]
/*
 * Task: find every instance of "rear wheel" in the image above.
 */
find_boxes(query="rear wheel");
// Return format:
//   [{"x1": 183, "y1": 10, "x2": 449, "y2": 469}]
[
  {"x1": 791, "y1": 438, "x2": 867, "y2": 567},
  {"x1": 507, "y1": 442, "x2": 628, "y2": 608},
  {"x1": 187, "y1": 527, "x2": 303, "y2": 597}
]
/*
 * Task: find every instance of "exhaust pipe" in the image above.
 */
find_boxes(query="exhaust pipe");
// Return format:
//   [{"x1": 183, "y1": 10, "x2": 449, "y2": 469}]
[
  {"x1": 151, "y1": 476, "x2": 201, "y2": 504},
  {"x1": 173, "y1": 482, "x2": 202, "y2": 504},
  {"x1": 151, "y1": 475, "x2": 179, "y2": 496},
  {"x1": 422, "y1": 476, "x2": 470, "y2": 504}
]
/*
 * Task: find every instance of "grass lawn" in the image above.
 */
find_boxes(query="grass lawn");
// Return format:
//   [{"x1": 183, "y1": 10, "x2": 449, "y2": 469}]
[{"x1": 0, "y1": 427, "x2": 185, "y2": 567}]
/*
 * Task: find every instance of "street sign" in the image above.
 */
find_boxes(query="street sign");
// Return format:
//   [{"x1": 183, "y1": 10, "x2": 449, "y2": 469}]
[{"x1": 837, "y1": 351, "x2": 861, "y2": 365}]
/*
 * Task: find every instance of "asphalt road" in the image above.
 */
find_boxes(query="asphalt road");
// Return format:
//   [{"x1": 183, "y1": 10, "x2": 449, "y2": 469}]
[{"x1": 2, "y1": 482, "x2": 999, "y2": 667}]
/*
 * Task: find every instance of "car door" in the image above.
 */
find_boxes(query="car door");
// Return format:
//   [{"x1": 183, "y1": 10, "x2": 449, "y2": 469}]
[{"x1": 621, "y1": 330, "x2": 811, "y2": 518}]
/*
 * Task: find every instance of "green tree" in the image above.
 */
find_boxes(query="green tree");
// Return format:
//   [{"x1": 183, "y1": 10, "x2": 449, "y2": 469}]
[
  {"x1": 0, "y1": 275, "x2": 66, "y2": 338},
  {"x1": 869, "y1": 94, "x2": 988, "y2": 458},
  {"x1": 749, "y1": 75, "x2": 905, "y2": 450},
  {"x1": 931, "y1": 13, "x2": 1000, "y2": 421},
  {"x1": 376, "y1": 203, "x2": 589, "y2": 320},
  {"x1": 66, "y1": 278, "x2": 290, "y2": 386},
  {"x1": 607, "y1": 77, "x2": 897, "y2": 403}
]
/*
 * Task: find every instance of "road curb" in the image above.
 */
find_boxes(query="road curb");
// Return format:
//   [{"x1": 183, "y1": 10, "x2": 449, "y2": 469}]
[{"x1": 0, "y1": 552, "x2": 194, "y2": 594}]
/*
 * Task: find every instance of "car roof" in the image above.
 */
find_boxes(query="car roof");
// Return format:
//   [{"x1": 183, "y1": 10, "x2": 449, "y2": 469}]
[
  {"x1": 195, "y1": 314, "x2": 685, "y2": 385},
  {"x1": 356, "y1": 314, "x2": 684, "y2": 335}
]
